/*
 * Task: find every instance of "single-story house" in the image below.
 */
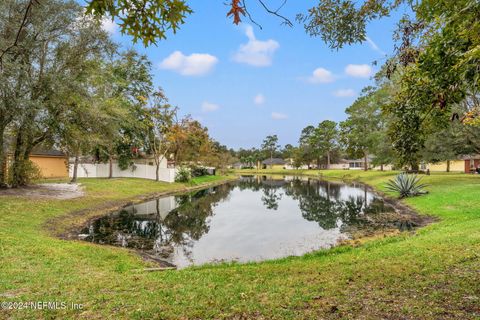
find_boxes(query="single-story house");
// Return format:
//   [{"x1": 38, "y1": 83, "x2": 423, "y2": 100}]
[
  {"x1": 262, "y1": 158, "x2": 286, "y2": 169},
  {"x1": 329, "y1": 156, "x2": 393, "y2": 171},
  {"x1": 426, "y1": 155, "x2": 480, "y2": 173}
]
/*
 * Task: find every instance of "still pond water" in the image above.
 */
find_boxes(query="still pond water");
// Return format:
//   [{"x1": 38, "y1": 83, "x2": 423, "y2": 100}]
[{"x1": 80, "y1": 176, "x2": 408, "y2": 268}]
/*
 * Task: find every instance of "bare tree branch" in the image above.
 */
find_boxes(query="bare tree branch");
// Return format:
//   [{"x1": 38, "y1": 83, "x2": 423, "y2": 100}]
[
  {"x1": 241, "y1": 0, "x2": 263, "y2": 29},
  {"x1": 257, "y1": 0, "x2": 292, "y2": 27}
]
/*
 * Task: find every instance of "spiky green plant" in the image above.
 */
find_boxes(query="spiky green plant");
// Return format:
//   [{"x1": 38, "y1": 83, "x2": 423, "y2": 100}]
[{"x1": 385, "y1": 173, "x2": 429, "y2": 198}]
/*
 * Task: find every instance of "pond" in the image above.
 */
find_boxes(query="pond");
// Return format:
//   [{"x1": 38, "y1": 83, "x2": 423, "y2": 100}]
[{"x1": 79, "y1": 175, "x2": 415, "y2": 269}]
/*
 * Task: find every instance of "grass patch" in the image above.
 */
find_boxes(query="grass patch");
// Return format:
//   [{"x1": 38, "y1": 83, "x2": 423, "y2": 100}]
[{"x1": 1, "y1": 171, "x2": 479, "y2": 319}]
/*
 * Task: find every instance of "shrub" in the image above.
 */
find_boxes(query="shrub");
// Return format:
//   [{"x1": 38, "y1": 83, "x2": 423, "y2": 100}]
[
  {"x1": 190, "y1": 166, "x2": 209, "y2": 177},
  {"x1": 385, "y1": 173, "x2": 428, "y2": 198},
  {"x1": 175, "y1": 167, "x2": 191, "y2": 182},
  {"x1": 9, "y1": 160, "x2": 42, "y2": 186}
]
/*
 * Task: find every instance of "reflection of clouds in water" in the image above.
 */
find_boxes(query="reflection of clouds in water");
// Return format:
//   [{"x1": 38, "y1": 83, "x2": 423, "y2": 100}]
[{"x1": 170, "y1": 187, "x2": 344, "y2": 267}]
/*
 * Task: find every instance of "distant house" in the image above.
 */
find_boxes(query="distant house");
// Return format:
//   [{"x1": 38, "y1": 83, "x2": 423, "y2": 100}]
[
  {"x1": 2, "y1": 147, "x2": 67, "y2": 180},
  {"x1": 426, "y1": 155, "x2": 480, "y2": 173},
  {"x1": 284, "y1": 158, "x2": 309, "y2": 170},
  {"x1": 329, "y1": 156, "x2": 393, "y2": 171},
  {"x1": 463, "y1": 155, "x2": 480, "y2": 173},
  {"x1": 29, "y1": 149, "x2": 68, "y2": 178},
  {"x1": 347, "y1": 158, "x2": 367, "y2": 170},
  {"x1": 262, "y1": 158, "x2": 286, "y2": 169},
  {"x1": 329, "y1": 159, "x2": 350, "y2": 170},
  {"x1": 232, "y1": 162, "x2": 254, "y2": 170}
]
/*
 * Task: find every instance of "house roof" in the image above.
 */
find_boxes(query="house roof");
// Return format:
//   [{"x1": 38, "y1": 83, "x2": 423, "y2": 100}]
[
  {"x1": 30, "y1": 149, "x2": 66, "y2": 157},
  {"x1": 344, "y1": 155, "x2": 374, "y2": 163},
  {"x1": 459, "y1": 154, "x2": 480, "y2": 160},
  {"x1": 262, "y1": 158, "x2": 286, "y2": 165}
]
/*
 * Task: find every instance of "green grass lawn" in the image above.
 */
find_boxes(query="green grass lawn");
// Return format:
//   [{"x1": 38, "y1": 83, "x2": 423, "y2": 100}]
[{"x1": 1, "y1": 171, "x2": 479, "y2": 319}]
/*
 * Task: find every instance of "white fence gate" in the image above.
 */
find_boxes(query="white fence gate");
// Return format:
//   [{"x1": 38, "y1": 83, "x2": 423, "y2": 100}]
[{"x1": 69, "y1": 162, "x2": 177, "y2": 183}]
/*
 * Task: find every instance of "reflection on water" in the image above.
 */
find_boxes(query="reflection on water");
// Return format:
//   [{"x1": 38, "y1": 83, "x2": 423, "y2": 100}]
[{"x1": 80, "y1": 176, "x2": 406, "y2": 268}]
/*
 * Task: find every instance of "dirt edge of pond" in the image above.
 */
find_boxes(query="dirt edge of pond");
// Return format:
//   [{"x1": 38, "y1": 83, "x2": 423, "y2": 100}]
[
  {"x1": 337, "y1": 184, "x2": 437, "y2": 247},
  {"x1": 46, "y1": 175, "x2": 436, "y2": 268}
]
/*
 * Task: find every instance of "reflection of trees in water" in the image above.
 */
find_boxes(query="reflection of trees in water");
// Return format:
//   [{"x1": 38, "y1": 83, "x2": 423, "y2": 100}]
[
  {"x1": 283, "y1": 178, "x2": 390, "y2": 231},
  {"x1": 83, "y1": 183, "x2": 234, "y2": 261},
  {"x1": 238, "y1": 176, "x2": 283, "y2": 210},
  {"x1": 284, "y1": 179, "x2": 340, "y2": 229},
  {"x1": 261, "y1": 186, "x2": 283, "y2": 210}
]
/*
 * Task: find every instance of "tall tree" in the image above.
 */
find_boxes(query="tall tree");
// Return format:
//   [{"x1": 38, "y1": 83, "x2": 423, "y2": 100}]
[
  {"x1": 261, "y1": 135, "x2": 279, "y2": 168},
  {"x1": 340, "y1": 88, "x2": 392, "y2": 171},
  {"x1": 170, "y1": 117, "x2": 211, "y2": 165},
  {"x1": 95, "y1": 50, "x2": 153, "y2": 178},
  {"x1": 314, "y1": 120, "x2": 338, "y2": 169},
  {"x1": 1, "y1": 0, "x2": 113, "y2": 186},
  {"x1": 147, "y1": 89, "x2": 177, "y2": 181},
  {"x1": 298, "y1": 125, "x2": 316, "y2": 168}
]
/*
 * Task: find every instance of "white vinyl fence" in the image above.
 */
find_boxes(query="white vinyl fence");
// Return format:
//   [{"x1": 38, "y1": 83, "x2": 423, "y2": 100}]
[{"x1": 69, "y1": 162, "x2": 177, "y2": 183}]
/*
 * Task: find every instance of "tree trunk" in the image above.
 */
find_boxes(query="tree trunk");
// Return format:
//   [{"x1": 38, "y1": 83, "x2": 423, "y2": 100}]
[
  {"x1": 380, "y1": 164, "x2": 384, "y2": 171},
  {"x1": 11, "y1": 130, "x2": 26, "y2": 188},
  {"x1": 317, "y1": 157, "x2": 321, "y2": 169},
  {"x1": 327, "y1": 151, "x2": 330, "y2": 170},
  {"x1": 446, "y1": 160, "x2": 450, "y2": 173},
  {"x1": 364, "y1": 151, "x2": 368, "y2": 171},
  {"x1": 156, "y1": 160, "x2": 160, "y2": 181},
  {"x1": 109, "y1": 155, "x2": 113, "y2": 179},
  {"x1": 411, "y1": 162, "x2": 419, "y2": 172},
  {"x1": 270, "y1": 151, "x2": 273, "y2": 169},
  {"x1": 70, "y1": 154, "x2": 79, "y2": 183},
  {"x1": 0, "y1": 129, "x2": 6, "y2": 187}
]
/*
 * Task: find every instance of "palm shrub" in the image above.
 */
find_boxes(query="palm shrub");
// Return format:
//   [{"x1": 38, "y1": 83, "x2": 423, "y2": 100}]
[{"x1": 385, "y1": 173, "x2": 428, "y2": 198}]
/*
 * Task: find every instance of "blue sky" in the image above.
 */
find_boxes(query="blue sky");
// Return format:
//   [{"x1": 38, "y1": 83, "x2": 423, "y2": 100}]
[{"x1": 102, "y1": 1, "x2": 409, "y2": 149}]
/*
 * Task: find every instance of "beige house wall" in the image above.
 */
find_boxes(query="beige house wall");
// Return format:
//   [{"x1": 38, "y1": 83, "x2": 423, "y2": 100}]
[
  {"x1": 426, "y1": 160, "x2": 464, "y2": 172},
  {"x1": 30, "y1": 156, "x2": 68, "y2": 178}
]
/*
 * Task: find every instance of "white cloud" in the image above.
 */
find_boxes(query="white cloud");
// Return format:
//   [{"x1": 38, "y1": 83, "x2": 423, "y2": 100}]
[
  {"x1": 333, "y1": 89, "x2": 356, "y2": 97},
  {"x1": 201, "y1": 101, "x2": 220, "y2": 112},
  {"x1": 365, "y1": 37, "x2": 386, "y2": 55},
  {"x1": 254, "y1": 94, "x2": 265, "y2": 105},
  {"x1": 101, "y1": 17, "x2": 117, "y2": 34},
  {"x1": 159, "y1": 51, "x2": 218, "y2": 76},
  {"x1": 271, "y1": 112, "x2": 287, "y2": 120},
  {"x1": 233, "y1": 25, "x2": 280, "y2": 67},
  {"x1": 345, "y1": 64, "x2": 372, "y2": 78},
  {"x1": 308, "y1": 67, "x2": 335, "y2": 83}
]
